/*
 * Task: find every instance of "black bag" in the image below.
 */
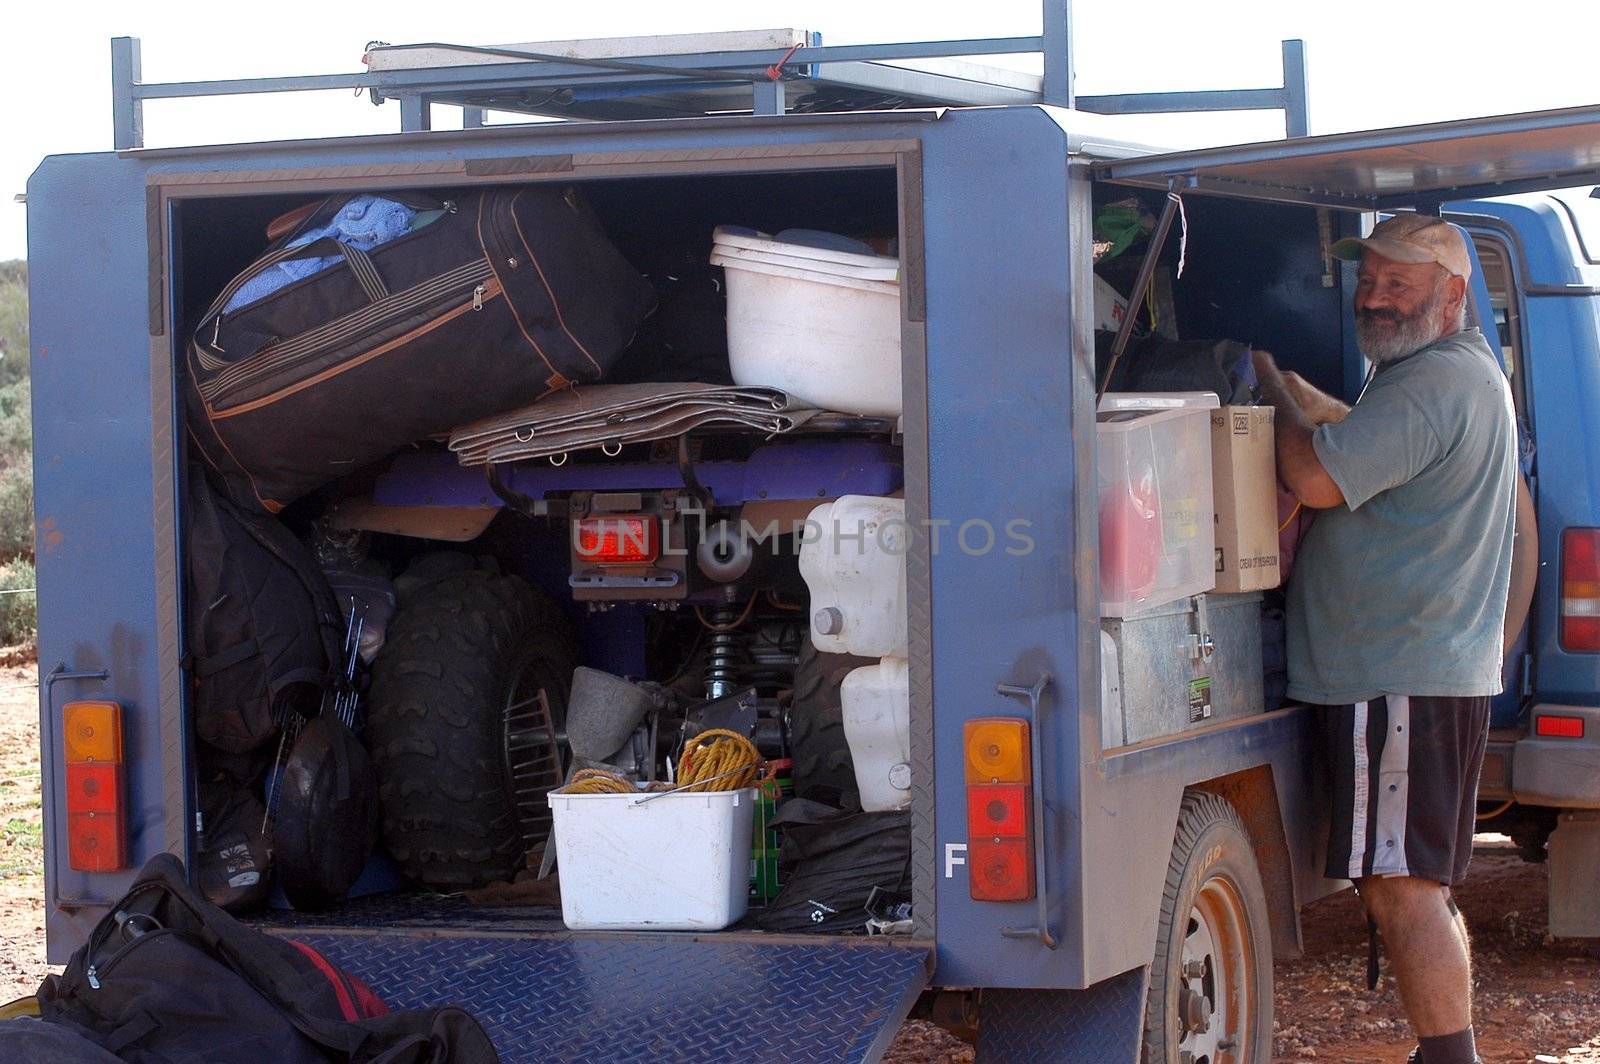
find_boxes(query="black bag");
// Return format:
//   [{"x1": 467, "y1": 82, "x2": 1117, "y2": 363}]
[
  {"x1": 196, "y1": 774, "x2": 272, "y2": 912},
  {"x1": 756, "y1": 800, "x2": 911, "y2": 933},
  {"x1": 1096, "y1": 332, "x2": 1257, "y2": 405},
  {"x1": 184, "y1": 463, "x2": 343, "y2": 753},
  {"x1": 34, "y1": 854, "x2": 499, "y2": 1063},
  {"x1": 188, "y1": 187, "x2": 655, "y2": 512}
]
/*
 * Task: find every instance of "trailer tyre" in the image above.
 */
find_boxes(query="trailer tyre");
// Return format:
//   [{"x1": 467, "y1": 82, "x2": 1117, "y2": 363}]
[
  {"x1": 1142, "y1": 792, "x2": 1274, "y2": 1064},
  {"x1": 788, "y1": 641, "x2": 874, "y2": 810},
  {"x1": 368, "y1": 570, "x2": 576, "y2": 888}
]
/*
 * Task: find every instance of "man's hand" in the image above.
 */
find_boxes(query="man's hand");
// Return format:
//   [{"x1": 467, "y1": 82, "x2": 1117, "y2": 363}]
[{"x1": 1253, "y1": 350, "x2": 1346, "y2": 509}]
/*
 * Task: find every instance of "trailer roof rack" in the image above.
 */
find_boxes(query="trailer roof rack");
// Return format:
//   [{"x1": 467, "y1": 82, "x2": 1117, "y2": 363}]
[{"x1": 109, "y1": 9, "x2": 1309, "y2": 150}]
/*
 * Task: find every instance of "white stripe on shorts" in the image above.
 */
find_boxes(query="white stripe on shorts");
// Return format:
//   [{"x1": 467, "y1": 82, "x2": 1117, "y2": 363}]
[
  {"x1": 1372, "y1": 695, "x2": 1412, "y2": 876},
  {"x1": 1348, "y1": 700, "x2": 1369, "y2": 880}
]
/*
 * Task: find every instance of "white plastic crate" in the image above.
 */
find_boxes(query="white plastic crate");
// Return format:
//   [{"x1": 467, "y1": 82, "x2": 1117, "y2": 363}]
[
  {"x1": 1097, "y1": 395, "x2": 1217, "y2": 616},
  {"x1": 548, "y1": 786, "x2": 756, "y2": 931},
  {"x1": 709, "y1": 226, "x2": 902, "y2": 416}
]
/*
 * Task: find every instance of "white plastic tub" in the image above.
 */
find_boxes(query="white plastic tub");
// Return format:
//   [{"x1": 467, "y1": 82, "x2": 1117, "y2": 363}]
[
  {"x1": 1097, "y1": 395, "x2": 1217, "y2": 616},
  {"x1": 548, "y1": 787, "x2": 756, "y2": 931},
  {"x1": 709, "y1": 226, "x2": 902, "y2": 416}
]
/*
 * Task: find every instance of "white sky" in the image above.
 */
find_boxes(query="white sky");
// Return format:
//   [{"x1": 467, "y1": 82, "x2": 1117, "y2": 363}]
[{"x1": 5, "y1": 0, "x2": 1599, "y2": 261}]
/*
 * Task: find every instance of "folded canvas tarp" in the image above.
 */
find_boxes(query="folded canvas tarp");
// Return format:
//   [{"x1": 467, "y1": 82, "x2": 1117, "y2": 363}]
[{"x1": 448, "y1": 382, "x2": 821, "y2": 465}]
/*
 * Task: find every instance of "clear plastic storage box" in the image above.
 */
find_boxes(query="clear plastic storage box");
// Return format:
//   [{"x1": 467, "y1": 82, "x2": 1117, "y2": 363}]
[{"x1": 1097, "y1": 394, "x2": 1218, "y2": 616}]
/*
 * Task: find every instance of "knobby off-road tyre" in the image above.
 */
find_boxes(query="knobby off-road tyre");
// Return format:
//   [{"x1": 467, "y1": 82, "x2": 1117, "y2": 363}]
[
  {"x1": 788, "y1": 640, "x2": 875, "y2": 811},
  {"x1": 1142, "y1": 792, "x2": 1275, "y2": 1064},
  {"x1": 367, "y1": 570, "x2": 576, "y2": 888}
]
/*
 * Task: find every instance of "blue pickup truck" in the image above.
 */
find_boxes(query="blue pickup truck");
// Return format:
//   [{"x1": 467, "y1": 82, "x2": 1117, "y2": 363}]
[
  {"x1": 23, "y1": 20, "x2": 1600, "y2": 1064},
  {"x1": 1446, "y1": 186, "x2": 1600, "y2": 939}
]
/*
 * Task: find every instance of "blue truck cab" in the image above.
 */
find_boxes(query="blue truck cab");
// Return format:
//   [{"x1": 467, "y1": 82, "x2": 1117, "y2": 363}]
[{"x1": 23, "y1": 24, "x2": 1600, "y2": 1063}]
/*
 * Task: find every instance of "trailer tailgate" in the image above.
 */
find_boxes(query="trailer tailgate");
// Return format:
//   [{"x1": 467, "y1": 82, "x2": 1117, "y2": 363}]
[{"x1": 276, "y1": 929, "x2": 932, "y2": 1062}]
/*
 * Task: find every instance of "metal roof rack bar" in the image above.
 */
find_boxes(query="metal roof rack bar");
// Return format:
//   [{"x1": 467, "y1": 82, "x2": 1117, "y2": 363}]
[{"x1": 108, "y1": 6, "x2": 1308, "y2": 149}]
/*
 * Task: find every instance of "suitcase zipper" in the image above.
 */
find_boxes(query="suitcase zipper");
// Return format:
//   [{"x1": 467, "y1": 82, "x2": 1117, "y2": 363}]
[
  {"x1": 201, "y1": 257, "x2": 495, "y2": 407},
  {"x1": 208, "y1": 277, "x2": 504, "y2": 419}
]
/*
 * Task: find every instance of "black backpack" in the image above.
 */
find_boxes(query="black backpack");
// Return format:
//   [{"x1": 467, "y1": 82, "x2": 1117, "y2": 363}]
[
  {"x1": 32, "y1": 854, "x2": 499, "y2": 1063},
  {"x1": 1095, "y1": 331, "x2": 1258, "y2": 406},
  {"x1": 183, "y1": 460, "x2": 342, "y2": 753}
]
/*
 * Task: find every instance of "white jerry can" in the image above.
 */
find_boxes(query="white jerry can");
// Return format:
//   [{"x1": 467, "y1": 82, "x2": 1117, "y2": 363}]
[
  {"x1": 842, "y1": 656, "x2": 912, "y2": 812},
  {"x1": 798, "y1": 495, "x2": 909, "y2": 658}
]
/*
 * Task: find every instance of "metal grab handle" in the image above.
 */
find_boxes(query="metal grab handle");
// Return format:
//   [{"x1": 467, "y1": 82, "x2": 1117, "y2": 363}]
[
  {"x1": 45, "y1": 663, "x2": 111, "y2": 706},
  {"x1": 996, "y1": 671, "x2": 1058, "y2": 950}
]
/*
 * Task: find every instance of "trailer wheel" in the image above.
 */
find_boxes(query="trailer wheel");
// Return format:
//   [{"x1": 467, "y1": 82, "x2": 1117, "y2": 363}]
[
  {"x1": 368, "y1": 570, "x2": 576, "y2": 888},
  {"x1": 788, "y1": 640, "x2": 874, "y2": 810},
  {"x1": 1142, "y1": 792, "x2": 1274, "y2": 1064}
]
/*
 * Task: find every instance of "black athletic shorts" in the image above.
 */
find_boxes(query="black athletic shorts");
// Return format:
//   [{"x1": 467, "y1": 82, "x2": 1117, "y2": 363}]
[{"x1": 1314, "y1": 694, "x2": 1490, "y2": 886}]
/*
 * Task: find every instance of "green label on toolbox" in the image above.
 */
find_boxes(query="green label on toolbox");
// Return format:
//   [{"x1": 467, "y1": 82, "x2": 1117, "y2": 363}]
[{"x1": 1187, "y1": 677, "x2": 1213, "y2": 724}]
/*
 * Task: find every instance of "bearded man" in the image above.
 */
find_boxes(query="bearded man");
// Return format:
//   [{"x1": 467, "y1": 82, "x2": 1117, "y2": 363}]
[{"x1": 1253, "y1": 214, "x2": 1516, "y2": 1064}]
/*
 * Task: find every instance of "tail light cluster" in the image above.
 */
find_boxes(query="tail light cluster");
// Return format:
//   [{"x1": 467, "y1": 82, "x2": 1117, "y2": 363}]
[
  {"x1": 963, "y1": 717, "x2": 1035, "y2": 902},
  {"x1": 575, "y1": 515, "x2": 659, "y2": 564},
  {"x1": 1535, "y1": 713, "x2": 1585, "y2": 738},
  {"x1": 1561, "y1": 528, "x2": 1600, "y2": 652},
  {"x1": 63, "y1": 700, "x2": 128, "y2": 872}
]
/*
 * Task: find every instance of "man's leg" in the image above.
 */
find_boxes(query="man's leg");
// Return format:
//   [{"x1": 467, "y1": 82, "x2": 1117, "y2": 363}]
[{"x1": 1358, "y1": 875, "x2": 1471, "y2": 1034}]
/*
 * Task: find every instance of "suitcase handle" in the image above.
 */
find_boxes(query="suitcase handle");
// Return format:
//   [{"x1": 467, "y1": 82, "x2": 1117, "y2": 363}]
[{"x1": 197, "y1": 236, "x2": 389, "y2": 342}]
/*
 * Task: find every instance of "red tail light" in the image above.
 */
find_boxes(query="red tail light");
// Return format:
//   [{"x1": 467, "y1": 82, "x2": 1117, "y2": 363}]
[
  {"x1": 964, "y1": 718, "x2": 1035, "y2": 902},
  {"x1": 63, "y1": 701, "x2": 127, "y2": 872},
  {"x1": 575, "y1": 516, "x2": 658, "y2": 564},
  {"x1": 1561, "y1": 528, "x2": 1600, "y2": 652},
  {"x1": 1535, "y1": 714, "x2": 1585, "y2": 738}
]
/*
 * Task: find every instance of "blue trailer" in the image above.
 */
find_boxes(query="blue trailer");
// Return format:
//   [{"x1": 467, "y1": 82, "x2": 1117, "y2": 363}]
[{"x1": 24, "y1": 15, "x2": 1600, "y2": 1062}]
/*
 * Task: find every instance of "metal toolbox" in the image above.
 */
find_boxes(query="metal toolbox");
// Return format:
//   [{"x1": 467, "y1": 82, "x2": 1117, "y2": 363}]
[{"x1": 1100, "y1": 592, "x2": 1264, "y2": 747}]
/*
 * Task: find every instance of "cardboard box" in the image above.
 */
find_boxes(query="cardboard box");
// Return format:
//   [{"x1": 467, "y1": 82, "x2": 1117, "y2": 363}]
[{"x1": 1209, "y1": 406, "x2": 1281, "y2": 593}]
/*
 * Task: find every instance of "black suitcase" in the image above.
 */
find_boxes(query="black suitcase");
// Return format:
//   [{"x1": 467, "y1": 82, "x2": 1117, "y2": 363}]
[{"x1": 188, "y1": 187, "x2": 654, "y2": 512}]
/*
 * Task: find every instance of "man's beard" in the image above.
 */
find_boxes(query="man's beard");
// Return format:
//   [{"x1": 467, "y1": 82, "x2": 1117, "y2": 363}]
[{"x1": 1355, "y1": 284, "x2": 1448, "y2": 363}]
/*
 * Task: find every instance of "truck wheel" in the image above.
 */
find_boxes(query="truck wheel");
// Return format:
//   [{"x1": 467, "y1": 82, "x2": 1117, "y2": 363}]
[
  {"x1": 368, "y1": 570, "x2": 576, "y2": 888},
  {"x1": 1142, "y1": 792, "x2": 1274, "y2": 1064},
  {"x1": 788, "y1": 640, "x2": 874, "y2": 810}
]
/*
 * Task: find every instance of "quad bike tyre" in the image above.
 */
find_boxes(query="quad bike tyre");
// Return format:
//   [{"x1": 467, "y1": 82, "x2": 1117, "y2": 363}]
[
  {"x1": 1142, "y1": 792, "x2": 1275, "y2": 1064},
  {"x1": 368, "y1": 570, "x2": 576, "y2": 888},
  {"x1": 788, "y1": 640, "x2": 875, "y2": 811}
]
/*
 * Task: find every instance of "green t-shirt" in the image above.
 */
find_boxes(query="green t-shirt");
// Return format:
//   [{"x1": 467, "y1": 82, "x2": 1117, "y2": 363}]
[{"x1": 1286, "y1": 328, "x2": 1516, "y2": 704}]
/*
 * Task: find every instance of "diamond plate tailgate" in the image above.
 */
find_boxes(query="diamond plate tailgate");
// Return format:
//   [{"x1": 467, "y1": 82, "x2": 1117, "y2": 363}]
[{"x1": 287, "y1": 931, "x2": 932, "y2": 1063}]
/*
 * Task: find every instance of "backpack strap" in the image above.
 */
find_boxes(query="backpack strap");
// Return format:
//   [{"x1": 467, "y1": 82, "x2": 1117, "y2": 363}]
[{"x1": 192, "y1": 638, "x2": 260, "y2": 678}]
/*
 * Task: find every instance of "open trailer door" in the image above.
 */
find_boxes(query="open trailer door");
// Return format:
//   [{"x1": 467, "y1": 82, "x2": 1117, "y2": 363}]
[
  {"x1": 265, "y1": 921, "x2": 930, "y2": 1062},
  {"x1": 1093, "y1": 102, "x2": 1600, "y2": 209}
]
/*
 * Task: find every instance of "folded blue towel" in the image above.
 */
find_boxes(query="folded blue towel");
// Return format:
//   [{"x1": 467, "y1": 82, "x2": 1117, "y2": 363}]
[{"x1": 224, "y1": 195, "x2": 417, "y2": 313}]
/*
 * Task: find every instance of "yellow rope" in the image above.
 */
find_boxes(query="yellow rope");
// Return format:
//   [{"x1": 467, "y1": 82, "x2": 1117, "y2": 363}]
[
  {"x1": 561, "y1": 768, "x2": 638, "y2": 795},
  {"x1": 677, "y1": 728, "x2": 761, "y2": 793}
]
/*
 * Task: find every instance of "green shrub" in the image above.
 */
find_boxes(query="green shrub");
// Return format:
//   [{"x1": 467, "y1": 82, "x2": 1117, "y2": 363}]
[
  {"x1": 0, "y1": 465, "x2": 33, "y2": 565},
  {"x1": 0, "y1": 558, "x2": 35, "y2": 646},
  {"x1": 0, "y1": 262, "x2": 26, "y2": 390},
  {"x1": 0, "y1": 379, "x2": 30, "y2": 460}
]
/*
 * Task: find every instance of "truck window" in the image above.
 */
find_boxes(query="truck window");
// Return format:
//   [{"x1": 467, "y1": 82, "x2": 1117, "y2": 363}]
[{"x1": 1470, "y1": 233, "x2": 1529, "y2": 423}]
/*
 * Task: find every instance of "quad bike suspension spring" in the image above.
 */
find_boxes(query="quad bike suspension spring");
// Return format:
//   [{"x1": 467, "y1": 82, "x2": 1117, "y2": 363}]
[{"x1": 705, "y1": 603, "x2": 742, "y2": 699}]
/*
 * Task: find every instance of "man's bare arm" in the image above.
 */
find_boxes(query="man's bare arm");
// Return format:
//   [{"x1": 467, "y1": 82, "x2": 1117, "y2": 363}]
[
  {"x1": 1253, "y1": 350, "x2": 1346, "y2": 509},
  {"x1": 1282, "y1": 370, "x2": 1350, "y2": 425}
]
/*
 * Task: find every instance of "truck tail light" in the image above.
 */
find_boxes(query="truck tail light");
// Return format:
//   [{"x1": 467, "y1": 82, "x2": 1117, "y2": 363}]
[
  {"x1": 964, "y1": 717, "x2": 1035, "y2": 902},
  {"x1": 1561, "y1": 528, "x2": 1600, "y2": 651},
  {"x1": 575, "y1": 516, "x2": 658, "y2": 564},
  {"x1": 63, "y1": 701, "x2": 127, "y2": 872},
  {"x1": 1535, "y1": 713, "x2": 1585, "y2": 738}
]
